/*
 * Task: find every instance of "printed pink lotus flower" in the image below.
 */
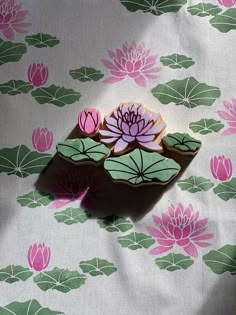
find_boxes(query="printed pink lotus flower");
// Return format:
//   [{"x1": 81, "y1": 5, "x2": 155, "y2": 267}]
[
  {"x1": 217, "y1": 100, "x2": 236, "y2": 135},
  {"x1": 27, "y1": 243, "x2": 51, "y2": 271},
  {"x1": 147, "y1": 203, "x2": 214, "y2": 257},
  {"x1": 28, "y1": 63, "x2": 49, "y2": 87},
  {"x1": 100, "y1": 102, "x2": 165, "y2": 155},
  {"x1": 0, "y1": 0, "x2": 31, "y2": 40},
  {"x1": 32, "y1": 127, "x2": 53, "y2": 152},
  {"x1": 78, "y1": 108, "x2": 101, "y2": 136},
  {"x1": 102, "y1": 41, "x2": 161, "y2": 87},
  {"x1": 218, "y1": 0, "x2": 236, "y2": 7},
  {"x1": 210, "y1": 155, "x2": 232, "y2": 181}
]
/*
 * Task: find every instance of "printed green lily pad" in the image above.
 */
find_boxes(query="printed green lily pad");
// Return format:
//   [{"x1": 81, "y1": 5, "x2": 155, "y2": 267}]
[
  {"x1": 213, "y1": 178, "x2": 236, "y2": 201},
  {"x1": 34, "y1": 267, "x2": 86, "y2": 293},
  {"x1": 31, "y1": 85, "x2": 81, "y2": 107},
  {"x1": 97, "y1": 216, "x2": 133, "y2": 232},
  {"x1": 69, "y1": 67, "x2": 104, "y2": 82},
  {"x1": 118, "y1": 232, "x2": 155, "y2": 250},
  {"x1": 120, "y1": 0, "x2": 187, "y2": 16},
  {"x1": 0, "y1": 38, "x2": 27, "y2": 66},
  {"x1": 0, "y1": 80, "x2": 33, "y2": 95},
  {"x1": 187, "y1": 3, "x2": 222, "y2": 17},
  {"x1": 79, "y1": 258, "x2": 117, "y2": 276},
  {"x1": 25, "y1": 33, "x2": 60, "y2": 48},
  {"x1": 160, "y1": 54, "x2": 195, "y2": 69},
  {"x1": 17, "y1": 191, "x2": 54, "y2": 208},
  {"x1": 0, "y1": 265, "x2": 33, "y2": 283},
  {"x1": 177, "y1": 176, "x2": 214, "y2": 193},
  {"x1": 155, "y1": 253, "x2": 194, "y2": 271},
  {"x1": 203, "y1": 245, "x2": 236, "y2": 275},
  {"x1": 163, "y1": 133, "x2": 201, "y2": 155},
  {"x1": 57, "y1": 137, "x2": 110, "y2": 165},
  {"x1": 54, "y1": 207, "x2": 90, "y2": 225},
  {"x1": 151, "y1": 77, "x2": 220, "y2": 108},
  {"x1": 0, "y1": 145, "x2": 52, "y2": 178},
  {"x1": 210, "y1": 8, "x2": 236, "y2": 33},
  {"x1": 189, "y1": 118, "x2": 224, "y2": 135},
  {"x1": 0, "y1": 299, "x2": 64, "y2": 315},
  {"x1": 104, "y1": 148, "x2": 180, "y2": 186}
]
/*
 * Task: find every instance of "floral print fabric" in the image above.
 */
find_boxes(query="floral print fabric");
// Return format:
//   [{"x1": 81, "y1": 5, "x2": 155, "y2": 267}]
[{"x1": 0, "y1": 1, "x2": 235, "y2": 314}]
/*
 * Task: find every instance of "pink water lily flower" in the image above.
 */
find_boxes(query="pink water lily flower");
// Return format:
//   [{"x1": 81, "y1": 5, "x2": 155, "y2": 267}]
[
  {"x1": 100, "y1": 102, "x2": 166, "y2": 155},
  {"x1": 27, "y1": 243, "x2": 51, "y2": 271},
  {"x1": 210, "y1": 155, "x2": 232, "y2": 181},
  {"x1": 32, "y1": 127, "x2": 53, "y2": 152},
  {"x1": 102, "y1": 41, "x2": 161, "y2": 87},
  {"x1": 28, "y1": 63, "x2": 49, "y2": 87},
  {"x1": 218, "y1": 0, "x2": 236, "y2": 7},
  {"x1": 147, "y1": 203, "x2": 214, "y2": 257},
  {"x1": 0, "y1": 0, "x2": 31, "y2": 40},
  {"x1": 78, "y1": 108, "x2": 101, "y2": 136},
  {"x1": 218, "y1": 100, "x2": 236, "y2": 135}
]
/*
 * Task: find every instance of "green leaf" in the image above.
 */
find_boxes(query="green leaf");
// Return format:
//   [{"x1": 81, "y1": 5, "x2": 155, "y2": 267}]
[
  {"x1": 203, "y1": 245, "x2": 236, "y2": 275},
  {"x1": 25, "y1": 33, "x2": 60, "y2": 48},
  {"x1": 120, "y1": 0, "x2": 187, "y2": 16},
  {"x1": 0, "y1": 145, "x2": 52, "y2": 178},
  {"x1": 54, "y1": 207, "x2": 90, "y2": 225},
  {"x1": 213, "y1": 178, "x2": 236, "y2": 201},
  {"x1": 177, "y1": 176, "x2": 214, "y2": 193},
  {"x1": 160, "y1": 54, "x2": 195, "y2": 69},
  {"x1": 69, "y1": 67, "x2": 104, "y2": 82},
  {"x1": 79, "y1": 258, "x2": 117, "y2": 276},
  {"x1": 118, "y1": 232, "x2": 155, "y2": 250},
  {"x1": 33, "y1": 267, "x2": 86, "y2": 293},
  {"x1": 189, "y1": 118, "x2": 224, "y2": 135},
  {"x1": 104, "y1": 149, "x2": 180, "y2": 186},
  {"x1": 57, "y1": 137, "x2": 110, "y2": 164},
  {"x1": 163, "y1": 132, "x2": 201, "y2": 154},
  {"x1": 31, "y1": 85, "x2": 81, "y2": 107},
  {"x1": 151, "y1": 77, "x2": 221, "y2": 108},
  {"x1": 0, "y1": 299, "x2": 64, "y2": 315},
  {"x1": 0, "y1": 265, "x2": 33, "y2": 284},
  {"x1": 155, "y1": 253, "x2": 194, "y2": 271},
  {"x1": 0, "y1": 38, "x2": 27, "y2": 65},
  {"x1": 210, "y1": 8, "x2": 236, "y2": 33},
  {"x1": 17, "y1": 191, "x2": 53, "y2": 208},
  {"x1": 187, "y1": 3, "x2": 222, "y2": 17},
  {"x1": 0, "y1": 80, "x2": 33, "y2": 95},
  {"x1": 97, "y1": 216, "x2": 133, "y2": 232}
]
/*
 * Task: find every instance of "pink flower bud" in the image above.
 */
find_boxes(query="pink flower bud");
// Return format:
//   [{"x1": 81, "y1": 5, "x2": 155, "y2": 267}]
[
  {"x1": 27, "y1": 243, "x2": 51, "y2": 271},
  {"x1": 28, "y1": 63, "x2": 49, "y2": 87},
  {"x1": 218, "y1": 0, "x2": 236, "y2": 7},
  {"x1": 78, "y1": 108, "x2": 101, "y2": 136},
  {"x1": 210, "y1": 155, "x2": 233, "y2": 181},
  {"x1": 32, "y1": 127, "x2": 53, "y2": 152}
]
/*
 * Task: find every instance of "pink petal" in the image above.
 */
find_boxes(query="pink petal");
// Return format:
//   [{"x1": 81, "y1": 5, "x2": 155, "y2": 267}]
[
  {"x1": 173, "y1": 226, "x2": 182, "y2": 240},
  {"x1": 128, "y1": 71, "x2": 140, "y2": 78},
  {"x1": 140, "y1": 141, "x2": 162, "y2": 151},
  {"x1": 152, "y1": 214, "x2": 161, "y2": 225},
  {"x1": 144, "y1": 74, "x2": 160, "y2": 79},
  {"x1": 43, "y1": 247, "x2": 51, "y2": 269},
  {"x1": 222, "y1": 128, "x2": 236, "y2": 135},
  {"x1": 126, "y1": 60, "x2": 134, "y2": 72},
  {"x1": 142, "y1": 66, "x2": 162, "y2": 74},
  {"x1": 134, "y1": 60, "x2": 142, "y2": 71},
  {"x1": 33, "y1": 250, "x2": 44, "y2": 271},
  {"x1": 176, "y1": 238, "x2": 189, "y2": 246},
  {"x1": 100, "y1": 137, "x2": 118, "y2": 144},
  {"x1": 217, "y1": 111, "x2": 234, "y2": 121},
  {"x1": 147, "y1": 226, "x2": 167, "y2": 238},
  {"x1": 194, "y1": 241, "x2": 212, "y2": 247},
  {"x1": 195, "y1": 218, "x2": 208, "y2": 229},
  {"x1": 49, "y1": 199, "x2": 71, "y2": 209},
  {"x1": 157, "y1": 239, "x2": 175, "y2": 246},
  {"x1": 144, "y1": 122, "x2": 165, "y2": 135},
  {"x1": 130, "y1": 123, "x2": 139, "y2": 136},
  {"x1": 190, "y1": 227, "x2": 207, "y2": 237},
  {"x1": 191, "y1": 233, "x2": 214, "y2": 241},
  {"x1": 122, "y1": 134, "x2": 135, "y2": 142},
  {"x1": 103, "y1": 77, "x2": 124, "y2": 84},
  {"x1": 111, "y1": 70, "x2": 127, "y2": 77},
  {"x1": 134, "y1": 75, "x2": 146, "y2": 87},
  {"x1": 184, "y1": 243, "x2": 198, "y2": 257},
  {"x1": 3, "y1": 27, "x2": 14, "y2": 40},
  {"x1": 182, "y1": 225, "x2": 191, "y2": 238},
  {"x1": 149, "y1": 246, "x2": 173, "y2": 255},
  {"x1": 102, "y1": 59, "x2": 118, "y2": 70},
  {"x1": 99, "y1": 130, "x2": 121, "y2": 137}
]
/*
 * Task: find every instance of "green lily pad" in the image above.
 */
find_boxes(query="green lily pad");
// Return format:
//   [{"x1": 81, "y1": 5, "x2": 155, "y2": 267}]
[
  {"x1": 25, "y1": 33, "x2": 60, "y2": 48},
  {"x1": 97, "y1": 216, "x2": 133, "y2": 232},
  {"x1": 213, "y1": 178, "x2": 236, "y2": 201},
  {"x1": 57, "y1": 137, "x2": 110, "y2": 165},
  {"x1": 118, "y1": 232, "x2": 155, "y2": 250},
  {"x1": 155, "y1": 253, "x2": 194, "y2": 271},
  {"x1": 0, "y1": 38, "x2": 27, "y2": 65},
  {"x1": 189, "y1": 118, "x2": 224, "y2": 135},
  {"x1": 69, "y1": 67, "x2": 104, "y2": 82},
  {"x1": 79, "y1": 258, "x2": 117, "y2": 276},
  {"x1": 17, "y1": 191, "x2": 53, "y2": 208},
  {"x1": 160, "y1": 54, "x2": 195, "y2": 69},
  {"x1": 54, "y1": 207, "x2": 90, "y2": 225},
  {"x1": 104, "y1": 148, "x2": 180, "y2": 186},
  {"x1": 187, "y1": 3, "x2": 222, "y2": 17},
  {"x1": 210, "y1": 8, "x2": 236, "y2": 33},
  {"x1": 151, "y1": 77, "x2": 220, "y2": 108},
  {"x1": 0, "y1": 265, "x2": 33, "y2": 284},
  {"x1": 177, "y1": 176, "x2": 214, "y2": 193},
  {"x1": 0, "y1": 80, "x2": 33, "y2": 95},
  {"x1": 162, "y1": 132, "x2": 201, "y2": 154}
]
